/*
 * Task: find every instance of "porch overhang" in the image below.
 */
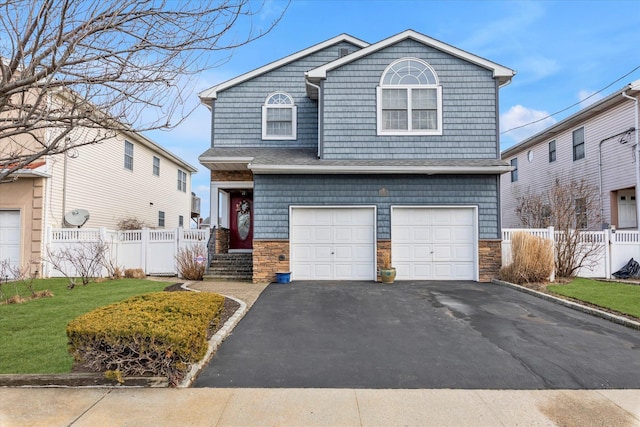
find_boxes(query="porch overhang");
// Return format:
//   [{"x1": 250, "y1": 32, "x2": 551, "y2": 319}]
[{"x1": 198, "y1": 156, "x2": 252, "y2": 171}]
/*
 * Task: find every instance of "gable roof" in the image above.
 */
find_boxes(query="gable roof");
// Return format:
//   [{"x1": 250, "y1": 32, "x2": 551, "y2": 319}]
[
  {"x1": 501, "y1": 79, "x2": 640, "y2": 159},
  {"x1": 306, "y1": 29, "x2": 516, "y2": 87},
  {"x1": 198, "y1": 34, "x2": 369, "y2": 103}
]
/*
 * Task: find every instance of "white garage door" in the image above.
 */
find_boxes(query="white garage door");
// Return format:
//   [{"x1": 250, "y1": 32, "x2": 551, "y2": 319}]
[
  {"x1": 391, "y1": 207, "x2": 477, "y2": 281},
  {"x1": 290, "y1": 207, "x2": 376, "y2": 280},
  {"x1": 0, "y1": 210, "x2": 21, "y2": 276}
]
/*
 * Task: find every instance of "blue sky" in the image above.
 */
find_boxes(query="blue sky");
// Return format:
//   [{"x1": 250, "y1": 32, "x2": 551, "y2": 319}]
[{"x1": 147, "y1": 0, "x2": 640, "y2": 222}]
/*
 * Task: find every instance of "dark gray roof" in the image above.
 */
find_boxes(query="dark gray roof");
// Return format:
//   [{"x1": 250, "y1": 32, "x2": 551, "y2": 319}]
[{"x1": 199, "y1": 147, "x2": 510, "y2": 168}]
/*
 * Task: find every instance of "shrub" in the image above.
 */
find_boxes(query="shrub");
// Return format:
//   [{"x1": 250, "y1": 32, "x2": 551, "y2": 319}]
[
  {"x1": 176, "y1": 244, "x2": 207, "y2": 280},
  {"x1": 124, "y1": 268, "x2": 145, "y2": 279},
  {"x1": 500, "y1": 231, "x2": 554, "y2": 284},
  {"x1": 67, "y1": 292, "x2": 224, "y2": 386}
]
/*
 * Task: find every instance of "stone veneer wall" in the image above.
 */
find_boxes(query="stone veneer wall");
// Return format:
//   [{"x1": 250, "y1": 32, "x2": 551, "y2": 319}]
[
  {"x1": 252, "y1": 240, "x2": 289, "y2": 283},
  {"x1": 478, "y1": 239, "x2": 502, "y2": 282},
  {"x1": 214, "y1": 227, "x2": 229, "y2": 254},
  {"x1": 211, "y1": 170, "x2": 253, "y2": 181},
  {"x1": 376, "y1": 240, "x2": 391, "y2": 282}
]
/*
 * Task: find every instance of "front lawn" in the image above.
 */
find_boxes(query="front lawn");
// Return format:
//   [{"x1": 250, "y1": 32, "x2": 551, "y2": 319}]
[
  {"x1": 547, "y1": 278, "x2": 640, "y2": 319},
  {"x1": 0, "y1": 278, "x2": 168, "y2": 374}
]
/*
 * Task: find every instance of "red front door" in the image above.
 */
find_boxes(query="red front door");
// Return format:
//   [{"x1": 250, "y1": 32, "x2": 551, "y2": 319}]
[{"x1": 229, "y1": 192, "x2": 253, "y2": 250}]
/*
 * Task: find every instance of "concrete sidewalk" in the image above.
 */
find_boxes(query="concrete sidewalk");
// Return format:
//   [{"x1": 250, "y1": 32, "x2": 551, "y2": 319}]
[{"x1": 1, "y1": 387, "x2": 639, "y2": 426}]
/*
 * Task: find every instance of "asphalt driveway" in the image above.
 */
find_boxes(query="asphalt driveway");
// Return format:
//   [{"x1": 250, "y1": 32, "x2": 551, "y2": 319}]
[{"x1": 193, "y1": 281, "x2": 640, "y2": 389}]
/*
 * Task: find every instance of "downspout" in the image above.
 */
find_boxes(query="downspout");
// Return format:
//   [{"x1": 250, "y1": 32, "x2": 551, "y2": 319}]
[
  {"x1": 306, "y1": 79, "x2": 323, "y2": 159},
  {"x1": 621, "y1": 88, "x2": 640, "y2": 229},
  {"x1": 598, "y1": 127, "x2": 635, "y2": 228}
]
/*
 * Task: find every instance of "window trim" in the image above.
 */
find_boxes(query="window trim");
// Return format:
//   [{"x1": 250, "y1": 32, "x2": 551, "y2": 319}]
[
  {"x1": 177, "y1": 169, "x2": 187, "y2": 192},
  {"x1": 261, "y1": 92, "x2": 297, "y2": 140},
  {"x1": 572, "y1": 127, "x2": 585, "y2": 161},
  {"x1": 124, "y1": 141, "x2": 133, "y2": 171},
  {"x1": 178, "y1": 215, "x2": 184, "y2": 228},
  {"x1": 548, "y1": 140, "x2": 556, "y2": 163},
  {"x1": 510, "y1": 157, "x2": 518, "y2": 182},
  {"x1": 376, "y1": 58, "x2": 443, "y2": 136},
  {"x1": 152, "y1": 156, "x2": 160, "y2": 176},
  {"x1": 158, "y1": 211, "x2": 165, "y2": 227}
]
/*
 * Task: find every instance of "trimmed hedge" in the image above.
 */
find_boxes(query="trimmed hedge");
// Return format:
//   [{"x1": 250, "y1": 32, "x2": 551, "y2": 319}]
[{"x1": 67, "y1": 292, "x2": 224, "y2": 385}]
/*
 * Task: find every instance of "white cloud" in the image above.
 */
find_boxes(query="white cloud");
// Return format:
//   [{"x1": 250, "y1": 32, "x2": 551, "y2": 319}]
[
  {"x1": 501, "y1": 104, "x2": 557, "y2": 144},
  {"x1": 577, "y1": 89, "x2": 605, "y2": 109}
]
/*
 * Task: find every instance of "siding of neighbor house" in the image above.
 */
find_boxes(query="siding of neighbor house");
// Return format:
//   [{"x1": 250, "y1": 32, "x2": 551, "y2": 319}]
[
  {"x1": 253, "y1": 174, "x2": 499, "y2": 240},
  {"x1": 46, "y1": 128, "x2": 193, "y2": 229},
  {"x1": 212, "y1": 41, "x2": 362, "y2": 149},
  {"x1": 501, "y1": 99, "x2": 637, "y2": 229},
  {"x1": 321, "y1": 39, "x2": 499, "y2": 160},
  {"x1": 0, "y1": 178, "x2": 45, "y2": 276}
]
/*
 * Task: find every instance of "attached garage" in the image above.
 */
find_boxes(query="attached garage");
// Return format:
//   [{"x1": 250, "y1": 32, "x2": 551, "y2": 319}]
[
  {"x1": 0, "y1": 210, "x2": 21, "y2": 275},
  {"x1": 391, "y1": 206, "x2": 478, "y2": 281},
  {"x1": 290, "y1": 206, "x2": 376, "y2": 280}
]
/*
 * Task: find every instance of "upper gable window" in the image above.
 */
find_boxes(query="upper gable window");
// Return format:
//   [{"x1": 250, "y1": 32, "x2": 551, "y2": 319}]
[
  {"x1": 377, "y1": 58, "x2": 442, "y2": 136},
  {"x1": 262, "y1": 92, "x2": 297, "y2": 140}
]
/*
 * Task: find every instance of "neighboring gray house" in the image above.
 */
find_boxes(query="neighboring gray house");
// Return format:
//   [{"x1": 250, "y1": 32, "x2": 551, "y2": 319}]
[
  {"x1": 198, "y1": 29, "x2": 515, "y2": 283},
  {"x1": 501, "y1": 81, "x2": 640, "y2": 231}
]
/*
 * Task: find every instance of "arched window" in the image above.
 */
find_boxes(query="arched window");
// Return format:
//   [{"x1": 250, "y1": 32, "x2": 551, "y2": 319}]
[
  {"x1": 377, "y1": 58, "x2": 442, "y2": 135},
  {"x1": 262, "y1": 92, "x2": 297, "y2": 140}
]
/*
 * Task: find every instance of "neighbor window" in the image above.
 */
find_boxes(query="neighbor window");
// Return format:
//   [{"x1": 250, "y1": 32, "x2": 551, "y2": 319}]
[
  {"x1": 377, "y1": 58, "x2": 442, "y2": 135},
  {"x1": 510, "y1": 158, "x2": 518, "y2": 182},
  {"x1": 262, "y1": 92, "x2": 297, "y2": 140},
  {"x1": 179, "y1": 215, "x2": 184, "y2": 227},
  {"x1": 575, "y1": 198, "x2": 587, "y2": 229},
  {"x1": 124, "y1": 141, "x2": 133, "y2": 171},
  {"x1": 548, "y1": 140, "x2": 556, "y2": 163},
  {"x1": 177, "y1": 169, "x2": 187, "y2": 192},
  {"x1": 153, "y1": 156, "x2": 160, "y2": 176},
  {"x1": 158, "y1": 211, "x2": 165, "y2": 227},
  {"x1": 573, "y1": 127, "x2": 585, "y2": 161}
]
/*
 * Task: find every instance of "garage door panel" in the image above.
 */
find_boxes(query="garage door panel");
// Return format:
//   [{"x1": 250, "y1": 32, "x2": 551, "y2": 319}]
[
  {"x1": 392, "y1": 207, "x2": 476, "y2": 281},
  {"x1": 291, "y1": 208, "x2": 375, "y2": 280},
  {"x1": 0, "y1": 211, "x2": 21, "y2": 275}
]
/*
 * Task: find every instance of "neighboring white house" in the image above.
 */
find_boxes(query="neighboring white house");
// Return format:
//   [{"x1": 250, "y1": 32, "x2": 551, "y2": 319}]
[
  {"x1": 1, "y1": 125, "x2": 199, "y2": 277},
  {"x1": 501, "y1": 80, "x2": 640, "y2": 230}
]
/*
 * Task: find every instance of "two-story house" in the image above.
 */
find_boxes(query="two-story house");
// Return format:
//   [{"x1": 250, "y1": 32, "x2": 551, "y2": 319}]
[
  {"x1": 0, "y1": 121, "x2": 198, "y2": 277},
  {"x1": 501, "y1": 81, "x2": 640, "y2": 231},
  {"x1": 198, "y1": 30, "x2": 515, "y2": 283}
]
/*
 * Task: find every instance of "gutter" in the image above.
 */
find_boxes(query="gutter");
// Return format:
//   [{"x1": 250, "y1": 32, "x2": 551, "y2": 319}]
[{"x1": 248, "y1": 164, "x2": 514, "y2": 175}]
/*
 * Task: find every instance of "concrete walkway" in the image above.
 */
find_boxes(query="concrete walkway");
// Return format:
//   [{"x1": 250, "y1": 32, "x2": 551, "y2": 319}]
[{"x1": 1, "y1": 387, "x2": 639, "y2": 426}]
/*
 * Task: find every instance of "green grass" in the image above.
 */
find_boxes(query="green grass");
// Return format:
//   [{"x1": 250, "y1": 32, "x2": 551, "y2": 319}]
[
  {"x1": 547, "y1": 278, "x2": 640, "y2": 319},
  {"x1": 0, "y1": 278, "x2": 169, "y2": 374}
]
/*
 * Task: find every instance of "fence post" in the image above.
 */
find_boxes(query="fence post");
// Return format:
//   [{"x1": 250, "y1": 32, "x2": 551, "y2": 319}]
[
  {"x1": 141, "y1": 228, "x2": 148, "y2": 274},
  {"x1": 604, "y1": 228, "x2": 612, "y2": 279},
  {"x1": 43, "y1": 226, "x2": 51, "y2": 278},
  {"x1": 176, "y1": 227, "x2": 182, "y2": 275},
  {"x1": 547, "y1": 226, "x2": 556, "y2": 282}
]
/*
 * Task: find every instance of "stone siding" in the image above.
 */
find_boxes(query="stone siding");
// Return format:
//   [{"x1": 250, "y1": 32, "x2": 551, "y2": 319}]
[
  {"x1": 376, "y1": 240, "x2": 391, "y2": 282},
  {"x1": 252, "y1": 240, "x2": 289, "y2": 283},
  {"x1": 479, "y1": 239, "x2": 502, "y2": 282},
  {"x1": 214, "y1": 227, "x2": 229, "y2": 254},
  {"x1": 211, "y1": 170, "x2": 253, "y2": 182}
]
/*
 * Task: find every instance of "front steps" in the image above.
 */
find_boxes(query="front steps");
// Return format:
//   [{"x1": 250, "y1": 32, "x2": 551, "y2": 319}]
[{"x1": 204, "y1": 253, "x2": 253, "y2": 281}]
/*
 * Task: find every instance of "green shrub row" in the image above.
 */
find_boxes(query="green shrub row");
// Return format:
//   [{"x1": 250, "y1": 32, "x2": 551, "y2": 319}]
[{"x1": 67, "y1": 292, "x2": 224, "y2": 385}]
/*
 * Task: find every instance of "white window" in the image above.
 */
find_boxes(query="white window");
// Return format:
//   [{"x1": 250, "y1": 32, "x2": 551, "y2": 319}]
[
  {"x1": 158, "y1": 211, "x2": 165, "y2": 227},
  {"x1": 177, "y1": 169, "x2": 187, "y2": 192},
  {"x1": 262, "y1": 92, "x2": 297, "y2": 140},
  {"x1": 377, "y1": 58, "x2": 442, "y2": 135},
  {"x1": 153, "y1": 156, "x2": 160, "y2": 176},
  {"x1": 124, "y1": 141, "x2": 133, "y2": 170},
  {"x1": 179, "y1": 215, "x2": 184, "y2": 227}
]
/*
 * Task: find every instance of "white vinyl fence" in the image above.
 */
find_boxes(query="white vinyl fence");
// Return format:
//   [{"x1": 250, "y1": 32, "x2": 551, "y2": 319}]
[
  {"x1": 44, "y1": 227, "x2": 209, "y2": 278},
  {"x1": 502, "y1": 227, "x2": 639, "y2": 279}
]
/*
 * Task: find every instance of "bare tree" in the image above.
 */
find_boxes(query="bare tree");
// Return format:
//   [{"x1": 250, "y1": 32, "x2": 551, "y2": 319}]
[
  {"x1": 46, "y1": 239, "x2": 110, "y2": 288},
  {"x1": 515, "y1": 178, "x2": 603, "y2": 278},
  {"x1": 0, "y1": 0, "x2": 287, "y2": 180}
]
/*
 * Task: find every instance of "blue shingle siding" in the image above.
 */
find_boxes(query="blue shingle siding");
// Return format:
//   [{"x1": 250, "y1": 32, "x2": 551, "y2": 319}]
[
  {"x1": 253, "y1": 174, "x2": 499, "y2": 240},
  {"x1": 213, "y1": 41, "x2": 361, "y2": 148},
  {"x1": 322, "y1": 39, "x2": 498, "y2": 160}
]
